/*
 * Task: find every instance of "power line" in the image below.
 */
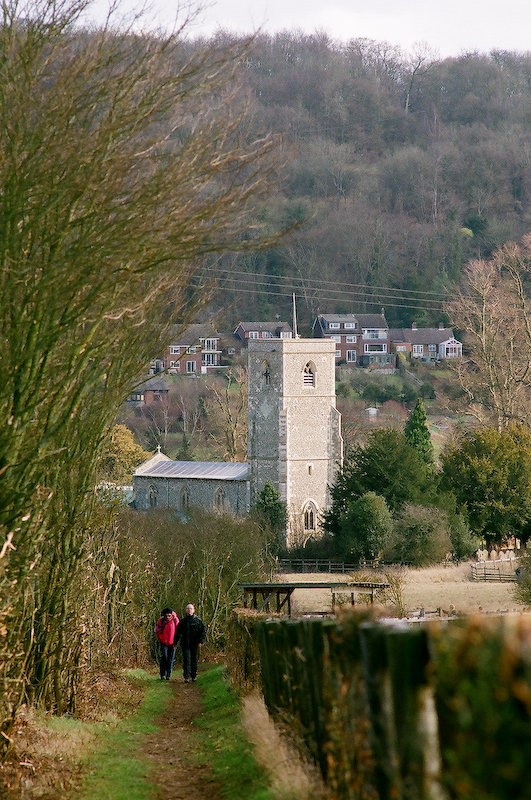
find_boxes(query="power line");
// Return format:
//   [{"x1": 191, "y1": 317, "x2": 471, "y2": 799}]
[
  {"x1": 194, "y1": 267, "x2": 447, "y2": 313},
  {"x1": 191, "y1": 278, "x2": 446, "y2": 313},
  {"x1": 213, "y1": 275, "x2": 445, "y2": 309},
  {"x1": 201, "y1": 265, "x2": 447, "y2": 299}
]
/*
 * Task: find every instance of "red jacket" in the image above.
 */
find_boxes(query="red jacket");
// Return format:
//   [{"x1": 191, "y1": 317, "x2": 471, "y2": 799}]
[{"x1": 155, "y1": 611, "x2": 179, "y2": 645}]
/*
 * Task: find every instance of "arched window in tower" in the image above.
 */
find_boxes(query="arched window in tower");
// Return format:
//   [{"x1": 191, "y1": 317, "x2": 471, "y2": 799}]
[
  {"x1": 303, "y1": 361, "x2": 315, "y2": 386},
  {"x1": 262, "y1": 361, "x2": 271, "y2": 386},
  {"x1": 148, "y1": 485, "x2": 158, "y2": 508},
  {"x1": 180, "y1": 486, "x2": 190, "y2": 511},
  {"x1": 303, "y1": 501, "x2": 317, "y2": 531},
  {"x1": 214, "y1": 487, "x2": 225, "y2": 511}
]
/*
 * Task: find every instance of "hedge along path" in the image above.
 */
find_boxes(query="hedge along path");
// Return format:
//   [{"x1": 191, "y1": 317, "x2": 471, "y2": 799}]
[{"x1": 79, "y1": 670, "x2": 222, "y2": 800}]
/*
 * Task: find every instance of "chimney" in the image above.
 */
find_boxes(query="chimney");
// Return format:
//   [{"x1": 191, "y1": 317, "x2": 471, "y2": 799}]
[
  {"x1": 439, "y1": 322, "x2": 444, "y2": 329},
  {"x1": 411, "y1": 322, "x2": 417, "y2": 330}
]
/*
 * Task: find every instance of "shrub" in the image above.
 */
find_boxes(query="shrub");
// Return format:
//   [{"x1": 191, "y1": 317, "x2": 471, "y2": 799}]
[
  {"x1": 336, "y1": 492, "x2": 394, "y2": 562},
  {"x1": 384, "y1": 504, "x2": 451, "y2": 566}
]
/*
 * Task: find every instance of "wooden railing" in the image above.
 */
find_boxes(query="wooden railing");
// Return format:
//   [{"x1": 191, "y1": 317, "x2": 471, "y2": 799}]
[
  {"x1": 278, "y1": 558, "x2": 410, "y2": 573},
  {"x1": 470, "y1": 560, "x2": 518, "y2": 582}
]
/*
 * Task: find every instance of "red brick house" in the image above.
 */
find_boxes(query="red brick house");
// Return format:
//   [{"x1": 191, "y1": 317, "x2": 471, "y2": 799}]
[
  {"x1": 129, "y1": 376, "x2": 170, "y2": 405},
  {"x1": 312, "y1": 312, "x2": 394, "y2": 367},
  {"x1": 150, "y1": 324, "x2": 222, "y2": 375},
  {"x1": 388, "y1": 323, "x2": 462, "y2": 362}
]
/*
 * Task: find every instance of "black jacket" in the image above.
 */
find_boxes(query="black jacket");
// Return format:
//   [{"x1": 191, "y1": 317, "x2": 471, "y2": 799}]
[{"x1": 175, "y1": 614, "x2": 206, "y2": 648}]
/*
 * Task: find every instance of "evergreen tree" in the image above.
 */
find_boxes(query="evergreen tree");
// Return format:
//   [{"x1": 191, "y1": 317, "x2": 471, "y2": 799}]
[
  {"x1": 336, "y1": 492, "x2": 393, "y2": 562},
  {"x1": 254, "y1": 481, "x2": 286, "y2": 536},
  {"x1": 177, "y1": 433, "x2": 195, "y2": 461},
  {"x1": 440, "y1": 425, "x2": 531, "y2": 544},
  {"x1": 404, "y1": 397, "x2": 434, "y2": 464}
]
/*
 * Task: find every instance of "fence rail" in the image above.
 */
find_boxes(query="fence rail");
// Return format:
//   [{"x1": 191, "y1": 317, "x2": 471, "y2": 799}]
[
  {"x1": 470, "y1": 560, "x2": 518, "y2": 582},
  {"x1": 278, "y1": 558, "x2": 410, "y2": 574}
]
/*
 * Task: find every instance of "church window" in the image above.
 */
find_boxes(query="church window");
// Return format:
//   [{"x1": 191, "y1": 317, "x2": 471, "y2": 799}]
[
  {"x1": 148, "y1": 485, "x2": 158, "y2": 508},
  {"x1": 180, "y1": 486, "x2": 190, "y2": 510},
  {"x1": 303, "y1": 502, "x2": 317, "y2": 531},
  {"x1": 308, "y1": 464, "x2": 313, "y2": 475},
  {"x1": 262, "y1": 361, "x2": 271, "y2": 386},
  {"x1": 303, "y1": 362, "x2": 315, "y2": 386},
  {"x1": 214, "y1": 487, "x2": 225, "y2": 510}
]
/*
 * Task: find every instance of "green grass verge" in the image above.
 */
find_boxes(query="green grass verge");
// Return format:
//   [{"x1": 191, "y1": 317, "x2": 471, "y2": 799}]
[
  {"x1": 78, "y1": 669, "x2": 171, "y2": 800},
  {"x1": 194, "y1": 665, "x2": 274, "y2": 800}
]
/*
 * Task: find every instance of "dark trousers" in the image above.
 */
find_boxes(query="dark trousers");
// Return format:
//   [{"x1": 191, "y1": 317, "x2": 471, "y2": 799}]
[
  {"x1": 181, "y1": 646, "x2": 199, "y2": 680},
  {"x1": 159, "y1": 644, "x2": 175, "y2": 679}
]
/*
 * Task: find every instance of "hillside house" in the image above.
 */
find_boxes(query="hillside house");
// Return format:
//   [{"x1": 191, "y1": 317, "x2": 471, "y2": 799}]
[
  {"x1": 233, "y1": 321, "x2": 293, "y2": 343},
  {"x1": 312, "y1": 313, "x2": 394, "y2": 368},
  {"x1": 389, "y1": 323, "x2": 462, "y2": 361},
  {"x1": 149, "y1": 324, "x2": 222, "y2": 375},
  {"x1": 128, "y1": 376, "x2": 170, "y2": 406}
]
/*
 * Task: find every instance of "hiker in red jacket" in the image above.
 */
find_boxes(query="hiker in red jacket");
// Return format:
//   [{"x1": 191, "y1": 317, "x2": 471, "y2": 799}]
[{"x1": 155, "y1": 607, "x2": 179, "y2": 680}]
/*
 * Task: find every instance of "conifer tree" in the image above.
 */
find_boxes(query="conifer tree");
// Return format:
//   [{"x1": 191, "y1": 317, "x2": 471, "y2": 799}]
[{"x1": 404, "y1": 398, "x2": 434, "y2": 464}]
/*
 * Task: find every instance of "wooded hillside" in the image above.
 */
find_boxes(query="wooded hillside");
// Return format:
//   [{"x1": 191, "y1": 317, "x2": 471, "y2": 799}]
[{"x1": 194, "y1": 33, "x2": 530, "y2": 331}]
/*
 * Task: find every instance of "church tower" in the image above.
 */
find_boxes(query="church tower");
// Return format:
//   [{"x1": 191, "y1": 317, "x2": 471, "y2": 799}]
[{"x1": 247, "y1": 338, "x2": 343, "y2": 548}]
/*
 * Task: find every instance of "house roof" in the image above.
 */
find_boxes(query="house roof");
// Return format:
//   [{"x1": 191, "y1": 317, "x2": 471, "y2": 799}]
[
  {"x1": 134, "y1": 459, "x2": 250, "y2": 481},
  {"x1": 389, "y1": 327, "x2": 457, "y2": 345},
  {"x1": 317, "y1": 313, "x2": 358, "y2": 324},
  {"x1": 139, "y1": 376, "x2": 170, "y2": 392},
  {"x1": 234, "y1": 321, "x2": 292, "y2": 334},
  {"x1": 167, "y1": 323, "x2": 220, "y2": 346},
  {"x1": 316, "y1": 313, "x2": 388, "y2": 328},
  {"x1": 356, "y1": 314, "x2": 388, "y2": 329}
]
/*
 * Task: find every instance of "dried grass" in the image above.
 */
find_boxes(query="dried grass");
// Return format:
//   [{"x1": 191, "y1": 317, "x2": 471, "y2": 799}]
[
  {"x1": 278, "y1": 565, "x2": 527, "y2": 616},
  {"x1": 242, "y1": 691, "x2": 327, "y2": 800}
]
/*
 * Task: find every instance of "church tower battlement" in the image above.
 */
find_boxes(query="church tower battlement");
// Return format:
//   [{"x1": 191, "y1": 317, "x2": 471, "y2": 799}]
[{"x1": 248, "y1": 338, "x2": 343, "y2": 547}]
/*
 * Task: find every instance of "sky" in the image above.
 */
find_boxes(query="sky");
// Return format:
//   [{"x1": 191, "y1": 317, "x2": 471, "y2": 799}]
[{"x1": 88, "y1": 0, "x2": 531, "y2": 57}]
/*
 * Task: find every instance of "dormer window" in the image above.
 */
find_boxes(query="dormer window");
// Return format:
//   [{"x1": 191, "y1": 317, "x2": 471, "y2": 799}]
[{"x1": 303, "y1": 362, "x2": 315, "y2": 386}]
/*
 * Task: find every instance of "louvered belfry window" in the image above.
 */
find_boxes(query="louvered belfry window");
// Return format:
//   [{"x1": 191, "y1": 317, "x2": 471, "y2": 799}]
[{"x1": 303, "y1": 362, "x2": 315, "y2": 386}]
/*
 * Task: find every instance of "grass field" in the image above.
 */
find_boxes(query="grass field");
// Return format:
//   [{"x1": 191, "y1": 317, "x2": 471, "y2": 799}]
[{"x1": 278, "y1": 562, "x2": 527, "y2": 616}]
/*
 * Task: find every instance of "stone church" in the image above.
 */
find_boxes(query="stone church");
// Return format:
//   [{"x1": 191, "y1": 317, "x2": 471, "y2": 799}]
[{"x1": 132, "y1": 338, "x2": 343, "y2": 547}]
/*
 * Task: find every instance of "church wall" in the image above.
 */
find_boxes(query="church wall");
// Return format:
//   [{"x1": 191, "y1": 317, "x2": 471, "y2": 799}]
[{"x1": 133, "y1": 474, "x2": 250, "y2": 514}]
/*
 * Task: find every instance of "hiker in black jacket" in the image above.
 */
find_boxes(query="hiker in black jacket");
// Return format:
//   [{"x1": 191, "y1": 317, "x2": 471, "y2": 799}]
[{"x1": 174, "y1": 603, "x2": 206, "y2": 683}]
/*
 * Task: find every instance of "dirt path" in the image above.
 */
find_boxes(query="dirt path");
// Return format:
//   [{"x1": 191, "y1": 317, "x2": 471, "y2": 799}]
[{"x1": 140, "y1": 679, "x2": 222, "y2": 800}]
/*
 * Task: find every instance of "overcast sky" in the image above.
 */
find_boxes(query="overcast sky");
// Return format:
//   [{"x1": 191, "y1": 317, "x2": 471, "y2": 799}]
[{"x1": 89, "y1": 0, "x2": 530, "y2": 57}]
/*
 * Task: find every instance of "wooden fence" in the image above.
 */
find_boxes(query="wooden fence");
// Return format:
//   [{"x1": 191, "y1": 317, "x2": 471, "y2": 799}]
[
  {"x1": 470, "y1": 559, "x2": 518, "y2": 582},
  {"x1": 227, "y1": 610, "x2": 530, "y2": 800},
  {"x1": 278, "y1": 558, "x2": 411, "y2": 574}
]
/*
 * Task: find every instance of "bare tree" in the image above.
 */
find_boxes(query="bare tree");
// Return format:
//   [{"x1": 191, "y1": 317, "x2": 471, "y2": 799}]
[
  {"x1": 446, "y1": 236, "x2": 531, "y2": 429},
  {"x1": 205, "y1": 368, "x2": 248, "y2": 461},
  {"x1": 0, "y1": 0, "x2": 283, "y2": 741}
]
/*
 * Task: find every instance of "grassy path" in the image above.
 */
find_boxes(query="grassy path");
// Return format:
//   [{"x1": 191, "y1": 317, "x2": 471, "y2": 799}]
[{"x1": 77, "y1": 665, "x2": 273, "y2": 800}]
